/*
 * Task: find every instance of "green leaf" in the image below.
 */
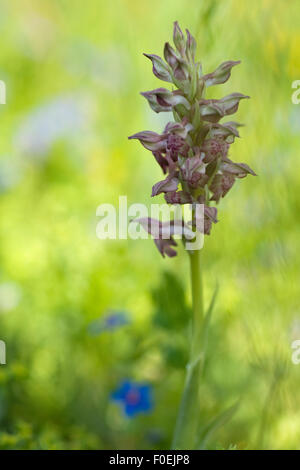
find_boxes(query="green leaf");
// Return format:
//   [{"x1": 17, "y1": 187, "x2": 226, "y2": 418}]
[
  {"x1": 171, "y1": 283, "x2": 219, "y2": 449},
  {"x1": 198, "y1": 401, "x2": 240, "y2": 449}
]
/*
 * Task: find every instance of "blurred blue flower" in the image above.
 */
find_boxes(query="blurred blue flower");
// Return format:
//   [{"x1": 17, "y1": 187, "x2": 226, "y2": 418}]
[
  {"x1": 0, "y1": 159, "x2": 21, "y2": 193},
  {"x1": 14, "y1": 95, "x2": 91, "y2": 158},
  {"x1": 87, "y1": 310, "x2": 130, "y2": 336},
  {"x1": 146, "y1": 429, "x2": 164, "y2": 444},
  {"x1": 111, "y1": 380, "x2": 153, "y2": 418}
]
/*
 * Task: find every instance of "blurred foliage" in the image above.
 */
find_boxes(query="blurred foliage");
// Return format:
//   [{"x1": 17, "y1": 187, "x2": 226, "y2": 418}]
[{"x1": 0, "y1": 0, "x2": 299, "y2": 450}]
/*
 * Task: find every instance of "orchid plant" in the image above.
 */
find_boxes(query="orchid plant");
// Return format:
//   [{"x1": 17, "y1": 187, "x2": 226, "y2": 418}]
[{"x1": 129, "y1": 22, "x2": 256, "y2": 449}]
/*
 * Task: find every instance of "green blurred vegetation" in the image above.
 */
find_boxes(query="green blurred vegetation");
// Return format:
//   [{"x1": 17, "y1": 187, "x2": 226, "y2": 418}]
[{"x1": 0, "y1": 0, "x2": 299, "y2": 450}]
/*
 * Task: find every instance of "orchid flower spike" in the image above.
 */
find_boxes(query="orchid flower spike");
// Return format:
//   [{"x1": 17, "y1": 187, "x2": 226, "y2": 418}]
[{"x1": 129, "y1": 21, "x2": 256, "y2": 258}]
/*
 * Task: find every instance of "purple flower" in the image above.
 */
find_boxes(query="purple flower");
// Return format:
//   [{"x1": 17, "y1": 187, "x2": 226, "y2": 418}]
[
  {"x1": 201, "y1": 138, "x2": 229, "y2": 162},
  {"x1": 14, "y1": 95, "x2": 89, "y2": 157},
  {"x1": 129, "y1": 119, "x2": 191, "y2": 175},
  {"x1": 111, "y1": 381, "x2": 153, "y2": 418},
  {"x1": 130, "y1": 217, "x2": 195, "y2": 257},
  {"x1": 151, "y1": 175, "x2": 179, "y2": 197}
]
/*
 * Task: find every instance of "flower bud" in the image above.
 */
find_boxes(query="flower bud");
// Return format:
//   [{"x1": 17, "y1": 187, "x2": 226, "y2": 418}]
[
  {"x1": 164, "y1": 121, "x2": 192, "y2": 138},
  {"x1": 164, "y1": 43, "x2": 189, "y2": 81},
  {"x1": 128, "y1": 131, "x2": 166, "y2": 151},
  {"x1": 199, "y1": 100, "x2": 224, "y2": 123},
  {"x1": 218, "y1": 93, "x2": 250, "y2": 115},
  {"x1": 220, "y1": 159, "x2": 257, "y2": 177},
  {"x1": 173, "y1": 21, "x2": 186, "y2": 56},
  {"x1": 203, "y1": 206, "x2": 218, "y2": 234},
  {"x1": 210, "y1": 173, "x2": 235, "y2": 202},
  {"x1": 164, "y1": 42, "x2": 180, "y2": 69},
  {"x1": 141, "y1": 88, "x2": 190, "y2": 113},
  {"x1": 204, "y1": 206, "x2": 218, "y2": 223},
  {"x1": 143, "y1": 53, "x2": 172, "y2": 83},
  {"x1": 186, "y1": 29, "x2": 196, "y2": 62},
  {"x1": 199, "y1": 93, "x2": 249, "y2": 122},
  {"x1": 173, "y1": 60, "x2": 189, "y2": 81},
  {"x1": 203, "y1": 60, "x2": 241, "y2": 87},
  {"x1": 209, "y1": 121, "x2": 241, "y2": 142}
]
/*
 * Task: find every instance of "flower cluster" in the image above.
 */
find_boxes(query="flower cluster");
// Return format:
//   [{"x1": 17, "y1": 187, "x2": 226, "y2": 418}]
[{"x1": 129, "y1": 22, "x2": 256, "y2": 257}]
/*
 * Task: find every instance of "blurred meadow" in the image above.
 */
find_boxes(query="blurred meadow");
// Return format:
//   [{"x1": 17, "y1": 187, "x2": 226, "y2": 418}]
[{"x1": 0, "y1": 0, "x2": 299, "y2": 450}]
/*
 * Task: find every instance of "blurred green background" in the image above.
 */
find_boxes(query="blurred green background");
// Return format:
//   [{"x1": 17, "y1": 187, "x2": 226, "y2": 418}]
[{"x1": 0, "y1": 0, "x2": 299, "y2": 450}]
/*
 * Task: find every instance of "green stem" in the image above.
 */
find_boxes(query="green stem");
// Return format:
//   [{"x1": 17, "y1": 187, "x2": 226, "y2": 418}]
[
  {"x1": 190, "y1": 249, "x2": 203, "y2": 361},
  {"x1": 172, "y1": 248, "x2": 204, "y2": 449}
]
